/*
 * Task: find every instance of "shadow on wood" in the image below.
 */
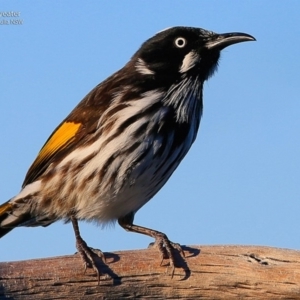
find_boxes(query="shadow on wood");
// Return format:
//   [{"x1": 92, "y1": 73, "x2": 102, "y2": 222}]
[{"x1": 1, "y1": 245, "x2": 300, "y2": 299}]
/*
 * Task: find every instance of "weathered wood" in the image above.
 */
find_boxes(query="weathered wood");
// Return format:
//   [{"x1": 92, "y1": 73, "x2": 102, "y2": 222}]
[{"x1": 1, "y1": 245, "x2": 300, "y2": 299}]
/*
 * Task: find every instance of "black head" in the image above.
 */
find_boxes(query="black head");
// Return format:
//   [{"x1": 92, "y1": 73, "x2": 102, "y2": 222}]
[{"x1": 131, "y1": 26, "x2": 255, "y2": 83}]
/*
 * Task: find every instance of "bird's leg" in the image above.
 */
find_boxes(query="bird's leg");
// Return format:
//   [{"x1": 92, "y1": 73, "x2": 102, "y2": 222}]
[
  {"x1": 71, "y1": 217, "x2": 105, "y2": 283},
  {"x1": 118, "y1": 213, "x2": 185, "y2": 278}
]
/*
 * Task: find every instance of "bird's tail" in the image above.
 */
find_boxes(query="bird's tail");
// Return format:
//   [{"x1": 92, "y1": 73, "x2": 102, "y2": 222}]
[
  {"x1": 0, "y1": 201, "x2": 15, "y2": 238},
  {"x1": 0, "y1": 196, "x2": 54, "y2": 239}
]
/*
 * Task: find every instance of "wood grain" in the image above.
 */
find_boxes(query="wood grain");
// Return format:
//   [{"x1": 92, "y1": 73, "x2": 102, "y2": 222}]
[{"x1": 1, "y1": 245, "x2": 300, "y2": 299}]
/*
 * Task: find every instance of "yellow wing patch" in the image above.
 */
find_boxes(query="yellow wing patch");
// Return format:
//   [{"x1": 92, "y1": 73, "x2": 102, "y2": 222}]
[
  {"x1": 33, "y1": 121, "x2": 81, "y2": 168},
  {"x1": 0, "y1": 202, "x2": 13, "y2": 215}
]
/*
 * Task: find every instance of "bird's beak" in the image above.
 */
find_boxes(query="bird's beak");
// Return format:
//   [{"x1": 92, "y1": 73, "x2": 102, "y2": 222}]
[{"x1": 205, "y1": 32, "x2": 256, "y2": 50}]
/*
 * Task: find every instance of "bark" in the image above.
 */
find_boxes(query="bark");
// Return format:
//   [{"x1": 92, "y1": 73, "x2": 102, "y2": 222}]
[{"x1": 1, "y1": 245, "x2": 300, "y2": 299}]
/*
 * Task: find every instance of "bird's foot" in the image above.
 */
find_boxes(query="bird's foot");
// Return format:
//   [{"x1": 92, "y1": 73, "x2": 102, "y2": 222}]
[
  {"x1": 148, "y1": 232, "x2": 185, "y2": 278},
  {"x1": 71, "y1": 217, "x2": 105, "y2": 284},
  {"x1": 75, "y1": 236, "x2": 106, "y2": 284},
  {"x1": 118, "y1": 214, "x2": 185, "y2": 278}
]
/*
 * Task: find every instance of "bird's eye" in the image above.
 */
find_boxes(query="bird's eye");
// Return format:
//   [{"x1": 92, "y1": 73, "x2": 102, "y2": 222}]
[{"x1": 174, "y1": 37, "x2": 187, "y2": 48}]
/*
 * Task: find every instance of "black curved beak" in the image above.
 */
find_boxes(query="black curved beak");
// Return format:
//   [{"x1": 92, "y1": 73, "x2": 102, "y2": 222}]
[{"x1": 205, "y1": 32, "x2": 256, "y2": 50}]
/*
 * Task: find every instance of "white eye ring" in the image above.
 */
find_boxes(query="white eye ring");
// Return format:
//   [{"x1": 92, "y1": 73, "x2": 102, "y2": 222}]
[{"x1": 175, "y1": 37, "x2": 187, "y2": 48}]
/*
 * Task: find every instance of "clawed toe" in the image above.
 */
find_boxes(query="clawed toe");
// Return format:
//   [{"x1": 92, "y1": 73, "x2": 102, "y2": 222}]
[
  {"x1": 118, "y1": 215, "x2": 186, "y2": 279},
  {"x1": 151, "y1": 234, "x2": 185, "y2": 278},
  {"x1": 71, "y1": 217, "x2": 105, "y2": 284},
  {"x1": 89, "y1": 247, "x2": 106, "y2": 263},
  {"x1": 76, "y1": 238, "x2": 104, "y2": 283}
]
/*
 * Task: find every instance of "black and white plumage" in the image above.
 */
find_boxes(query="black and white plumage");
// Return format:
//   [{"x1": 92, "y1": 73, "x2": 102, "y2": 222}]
[{"x1": 0, "y1": 26, "x2": 255, "y2": 281}]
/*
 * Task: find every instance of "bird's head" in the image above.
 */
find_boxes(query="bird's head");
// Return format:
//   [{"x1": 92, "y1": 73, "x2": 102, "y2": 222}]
[{"x1": 132, "y1": 26, "x2": 255, "y2": 83}]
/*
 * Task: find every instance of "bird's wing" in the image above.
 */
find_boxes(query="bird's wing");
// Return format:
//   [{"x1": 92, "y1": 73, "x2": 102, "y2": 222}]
[
  {"x1": 22, "y1": 69, "x2": 129, "y2": 187},
  {"x1": 22, "y1": 104, "x2": 103, "y2": 187},
  {"x1": 23, "y1": 120, "x2": 81, "y2": 187}
]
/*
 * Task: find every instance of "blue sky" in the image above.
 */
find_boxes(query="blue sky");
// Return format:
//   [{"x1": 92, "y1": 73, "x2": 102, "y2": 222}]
[{"x1": 1, "y1": 1, "x2": 300, "y2": 262}]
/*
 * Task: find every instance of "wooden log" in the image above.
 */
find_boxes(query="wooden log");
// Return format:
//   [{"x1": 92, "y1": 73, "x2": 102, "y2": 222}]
[{"x1": 1, "y1": 245, "x2": 300, "y2": 299}]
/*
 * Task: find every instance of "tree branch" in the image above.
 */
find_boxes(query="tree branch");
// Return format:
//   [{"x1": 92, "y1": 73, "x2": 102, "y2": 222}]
[{"x1": 1, "y1": 245, "x2": 300, "y2": 299}]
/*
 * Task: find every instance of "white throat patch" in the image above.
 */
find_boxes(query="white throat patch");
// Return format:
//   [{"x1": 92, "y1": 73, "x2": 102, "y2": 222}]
[{"x1": 180, "y1": 51, "x2": 199, "y2": 73}]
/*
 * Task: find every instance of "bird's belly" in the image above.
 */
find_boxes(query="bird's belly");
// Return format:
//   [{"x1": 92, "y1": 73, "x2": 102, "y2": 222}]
[
  {"x1": 72, "y1": 143, "x2": 191, "y2": 223},
  {"x1": 73, "y1": 156, "x2": 181, "y2": 223}
]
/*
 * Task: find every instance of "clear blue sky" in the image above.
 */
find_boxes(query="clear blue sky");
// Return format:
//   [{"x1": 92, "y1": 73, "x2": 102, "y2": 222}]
[{"x1": 1, "y1": 1, "x2": 300, "y2": 262}]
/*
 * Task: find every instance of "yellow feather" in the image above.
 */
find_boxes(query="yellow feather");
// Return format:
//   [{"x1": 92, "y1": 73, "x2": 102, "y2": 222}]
[
  {"x1": 34, "y1": 121, "x2": 81, "y2": 166},
  {"x1": 0, "y1": 202, "x2": 13, "y2": 215}
]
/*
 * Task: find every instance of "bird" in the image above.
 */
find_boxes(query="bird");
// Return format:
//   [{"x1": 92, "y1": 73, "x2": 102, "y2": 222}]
[{"x1": 0, "y1": 26, "x2": 255, "y2": 282}]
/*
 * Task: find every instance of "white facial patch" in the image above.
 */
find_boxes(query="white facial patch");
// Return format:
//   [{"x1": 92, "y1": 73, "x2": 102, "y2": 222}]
[
  {"x1": 135, "y1": 58, "x2": 155, "y2": 75},
  {"x1": 180, "y1": 51, "x2": 199, "y2": 73}
]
